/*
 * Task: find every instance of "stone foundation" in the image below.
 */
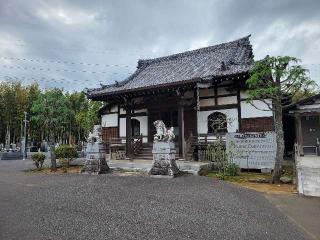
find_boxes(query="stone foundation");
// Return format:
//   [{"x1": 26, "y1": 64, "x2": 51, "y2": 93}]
[
  {"x1": 149, "y1": 142, "x2": 179, "y2": 177},
  {"x1": 81, "y1": 142, "x2": 109, "y2": 174}
]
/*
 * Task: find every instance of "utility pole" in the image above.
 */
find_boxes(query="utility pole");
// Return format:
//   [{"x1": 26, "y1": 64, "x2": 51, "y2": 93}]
[{"x1": 22, "y1": 112, "x2": 29, "y2": 160}]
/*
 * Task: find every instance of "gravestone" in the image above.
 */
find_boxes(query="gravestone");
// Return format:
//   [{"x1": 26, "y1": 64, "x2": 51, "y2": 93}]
[
  {"x1": 81, "y1": 125, "x2": 109, "y2": 174},
  {"x1": 149, "y1": 120, "x2": 179, "y2": 178}
]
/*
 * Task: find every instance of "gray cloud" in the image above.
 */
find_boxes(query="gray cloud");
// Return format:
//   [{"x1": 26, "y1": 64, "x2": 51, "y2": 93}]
[{"x1": 0, "y1": 0, "x2": 319, "y2": 91}]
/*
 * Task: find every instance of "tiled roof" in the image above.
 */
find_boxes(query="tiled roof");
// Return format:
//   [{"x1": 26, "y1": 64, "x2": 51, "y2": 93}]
[{"x1": 87, "y1": 35, "x2": 254, "y2": 98}]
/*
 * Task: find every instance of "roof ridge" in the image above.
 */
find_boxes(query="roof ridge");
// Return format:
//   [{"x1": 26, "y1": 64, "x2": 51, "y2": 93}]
[{"x1": 137, "y1": 35, "x2": 251, "y2": 67}]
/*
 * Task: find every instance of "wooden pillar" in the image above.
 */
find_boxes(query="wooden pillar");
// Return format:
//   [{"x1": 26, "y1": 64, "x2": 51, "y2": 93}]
[
  {"x1": 195, "y1": 85, "x2": 200, "y2": 161},
  {"x1": 126, "y1": 99, "x2": 132, "y2": 158},
  {"x1": 214, "y1": 84, "x2": 218, "y2": 105},
  {"x1": 295, "y1": 114, "x2": 303, "y2": 156},
  {"x1": 178, "y1": 103, "x2": 185, "y2": 159},
  {"x1": 236, "y1": 83, "x2": 242, "y2": 132}
]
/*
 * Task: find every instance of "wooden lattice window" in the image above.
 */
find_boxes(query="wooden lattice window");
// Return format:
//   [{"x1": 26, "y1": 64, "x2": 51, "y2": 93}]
[{"x1": 207, "y1": 112, "x2": 228, "y2": 135}]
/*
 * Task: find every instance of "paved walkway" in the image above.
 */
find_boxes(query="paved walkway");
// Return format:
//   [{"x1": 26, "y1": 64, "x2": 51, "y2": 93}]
[
  {"x1": 297, "y1": 156, "x2": 320, "y2": 197},
  {"x1": 0, "y1": 159, "x2": 312, "y2": 240},
  {"x1": 266, "y1": 194, "x2": 320, "y2": 240}
]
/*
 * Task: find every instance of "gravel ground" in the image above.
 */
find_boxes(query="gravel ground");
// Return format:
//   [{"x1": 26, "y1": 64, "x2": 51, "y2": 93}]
[{"x1": 0, "y1": 160, "x2": 309, "y2": 240}]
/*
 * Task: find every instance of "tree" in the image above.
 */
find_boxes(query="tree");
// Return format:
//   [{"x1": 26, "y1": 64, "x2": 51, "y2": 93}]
[
  {"x1": 31, "y1": 89, "x2": 71, "y2": 171},
  {"x1": 246, "y1": 56, "x2": 317, "y2": 183}
]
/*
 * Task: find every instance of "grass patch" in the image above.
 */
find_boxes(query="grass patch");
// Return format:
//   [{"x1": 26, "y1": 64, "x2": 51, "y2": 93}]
[
  {"x1": 25, "y1": 165, "x2": 82, "y2": 174},
  {"x1": 207, "y1": 171, "x2": 297, "y2": 194}
]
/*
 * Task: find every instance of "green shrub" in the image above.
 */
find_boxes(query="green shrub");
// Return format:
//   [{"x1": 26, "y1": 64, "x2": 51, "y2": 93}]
[
  {"x1": 59, "y1": 158, "x2": 69, "y2": 173},
  {"x1": 55, "y1": 145, "x2": 78, "y2": 168},
  {"x1": 206, "y1": 141, "x2": 240, "y2": 178},
  {"x1": 225, "y1": 162, "x2": 240, "y2": 176},
  {"x1": 31, "y1": 153, "x2": 46, "y2": 169}
]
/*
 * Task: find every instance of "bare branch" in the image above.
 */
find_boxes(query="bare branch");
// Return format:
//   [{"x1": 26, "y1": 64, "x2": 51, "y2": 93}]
[{"x1": 248, "y1": 101, "x2": 274, "y2": 112}]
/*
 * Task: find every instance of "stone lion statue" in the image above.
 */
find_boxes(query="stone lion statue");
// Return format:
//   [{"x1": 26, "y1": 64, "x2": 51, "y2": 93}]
[
  {"x1": 87, "y1": 125, "x2": 103, "y2": 144},
  {"x1": 153, "y1": 120, "x2": 175, "y2": 142}
]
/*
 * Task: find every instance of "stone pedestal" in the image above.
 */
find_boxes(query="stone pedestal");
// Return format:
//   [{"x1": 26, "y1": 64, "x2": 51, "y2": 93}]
[
  {"x1": 149, "y1": 142, "x2": 180, "y2": 178},
  {"x1": 81, "y1": 142, "x2": 109, "y2": 174}
]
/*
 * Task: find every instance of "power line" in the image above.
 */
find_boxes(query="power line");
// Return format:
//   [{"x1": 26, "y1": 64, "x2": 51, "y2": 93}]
[
  {"x1": 0, "y1": 64, "x2": 133, "y2": 75},
  {"x1": 1, "y1": 42, "x2": 149, "y2": 57},
  {"x1": 0, "y1": 75, "x2": 116, "y2": 85},
  {"x1": 0, "y1": 56, "x2": 133, "y2": 68}
]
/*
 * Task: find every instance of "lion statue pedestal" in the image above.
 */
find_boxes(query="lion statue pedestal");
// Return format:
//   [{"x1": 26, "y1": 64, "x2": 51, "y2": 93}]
[
  {"x1": 149, "y1": 120, "x2": 180, "y2": 178},
  {"x1": 81, "y1": 125, "x2": 109, "y2": 174}
]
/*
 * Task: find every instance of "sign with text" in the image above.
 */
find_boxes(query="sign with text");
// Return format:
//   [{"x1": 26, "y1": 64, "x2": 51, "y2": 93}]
[{"x1": 226, "y1": 132, "x2": 276, "y2": 170}]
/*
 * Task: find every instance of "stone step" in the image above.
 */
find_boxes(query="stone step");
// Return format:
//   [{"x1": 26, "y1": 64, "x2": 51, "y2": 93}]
[
  {"x1": 302, "y1": 190, "x2": 320, "y2": 197},
  {"x1": 135, "y1": 156, "x2": 153, "y2": 160}
]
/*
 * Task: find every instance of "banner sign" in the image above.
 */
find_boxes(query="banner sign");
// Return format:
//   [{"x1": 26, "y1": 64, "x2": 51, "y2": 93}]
[{"x1": 226, "y1": 132, "x2": 277, "y2": 170}]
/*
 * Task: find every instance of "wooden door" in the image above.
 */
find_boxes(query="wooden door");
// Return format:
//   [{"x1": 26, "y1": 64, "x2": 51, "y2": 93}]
[
  {"x1": 102, "y1": 127, "x2": 119, "y2": 144},
  {"x1": 184, "y1": 108, "x2": 196, "y2": 139}
]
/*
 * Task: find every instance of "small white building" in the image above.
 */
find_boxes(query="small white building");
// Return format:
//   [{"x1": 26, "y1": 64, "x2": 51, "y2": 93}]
[{"x1": 86, "y1": 35, "x2": 273, "y2": 160}]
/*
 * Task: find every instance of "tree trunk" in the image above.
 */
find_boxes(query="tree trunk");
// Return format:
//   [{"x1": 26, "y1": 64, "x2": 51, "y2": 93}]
[
  {"x1": 50, "y1": 143, "x2": 57, "y2": 171},
  {"x1": 272, "y1": 98, "x2": 284, "y2": 183},
  {"x1": 49, "y1": 129, "x2": 57, "y2": 172}
]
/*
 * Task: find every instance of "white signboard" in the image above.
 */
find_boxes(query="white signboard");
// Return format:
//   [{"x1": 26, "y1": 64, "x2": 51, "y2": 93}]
[{"x1": 226, "y1": 132, "x2": 276, "y2": 170}]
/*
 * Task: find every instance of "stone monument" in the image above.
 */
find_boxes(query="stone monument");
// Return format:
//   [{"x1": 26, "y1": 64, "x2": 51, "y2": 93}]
[
  {"x1": 81, "y1": 125, "x2": 109, "y2": 174},
  {"x1": 149, "y1": 120, "x2": 180, "y2": 178}
]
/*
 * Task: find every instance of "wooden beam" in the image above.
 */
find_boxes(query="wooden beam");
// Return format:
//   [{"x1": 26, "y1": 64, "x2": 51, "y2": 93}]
[
  {"x1": 117, "y1": 105, "x2": 120, "y2": 137},
  {"x1": 199, "y1": 93, "x2": 237, "y2": 100},
  {"x1": 178, "y1": 103, "x2": 185, "y2": 159},
  {"x1": 125, "y1": 99, "x2": 132, "y2": 158},
  {"x1": 119, "y1": 112, "x2": 147, "y2": 118},
  {"x1": 237, "y1": 82, "x2": 242, "y2": 132},
  {"x1": 214, "y1": 85, "x2": 218, "y2": 105},
  {"x1": 295, "y1": 114, "x2": 304, "y2": 156},
  {"x1": 200, "y1": 104, "x2": 238, "y2": 111}
]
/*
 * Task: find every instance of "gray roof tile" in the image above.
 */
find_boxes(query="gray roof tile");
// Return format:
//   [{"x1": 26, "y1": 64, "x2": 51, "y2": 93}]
[{"x1": 87, "y1": 35, "x2": 253, "y2": 98}]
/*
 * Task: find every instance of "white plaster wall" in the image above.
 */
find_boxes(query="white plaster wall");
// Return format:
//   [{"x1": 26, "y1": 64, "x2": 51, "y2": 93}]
[
  {"x1": 217, "y1": 87, "x2": 235, "y2": 95},
  {"x1": 120, "y1": 108, "x2": 126, "y2": 114},
  {"x1": 134, "y1": 108, "x2": 147, "y2": 113},
  {"x1": 101, "y1": 113, "x2": 118, "y2": 127},
  {"x1": 200, "y1": 98, "x2": 216, "y2": 107},
  {"x1": 110, "y1": 105, "x2": 118, "y2": 112},
  {"x1": 241, "y1": 100, "x2": 273, "y2": 118},
  {"x1": 120, "y1": 118, "x2": 126, "y2": 137},
  {"x1": 197, "y1": 108, "x2": 239, "y2": 134},
  {"x1": 132, "y1": 116, "x2": 148, "y2": 143},
  {"x1": 218, "y1": 96, "x2": 237, "y2": 105},
  {"x1": 199, "y1": 89, "x2": 214, "y2": 97},
  {"x1": 119, "y1": 116, "x2": 149, "y2": 143},
  {"x1": 299, "y1": 104, "x2": 320, "y2": 110},
  {"x1": 240, "y1": 90, "x2": 249, "y2": 99}
]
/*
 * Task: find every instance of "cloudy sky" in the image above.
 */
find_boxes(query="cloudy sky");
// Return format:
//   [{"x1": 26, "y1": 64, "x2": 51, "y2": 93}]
[{"x1": 0, "y1": 0, "x2": 320, "y2": 91}]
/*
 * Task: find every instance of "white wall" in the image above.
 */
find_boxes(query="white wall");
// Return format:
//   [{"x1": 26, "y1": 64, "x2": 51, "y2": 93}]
[
  {"x1": 101, "y1": 113, "x2": 118, "y2": 127},
  {"x1": 199, "y1": 89, "x2": 214, "y2": 97},
  {"x1": 134, "y1": 108, "x2": 147, "y2": 113},
  {"x1": 218, "y1": 96, "x2": 237, "y2": 105},
  {"x1": 132, "y1": 116, "x2": 148, "y2": 143},
  {"x1": 200, "y1": 98, "x2": 216, "y2": 107},
  {"x1": 217, "y1": 87, "x2": 236, "y2": 95},
  {"x1": 110, "y1": 105, "x2": 118, "y2": 112},
  {"x1": 120, "y1": 118, "x2": 126, "y2": 137},
  {"x1": 119, "y1": 116, "x2": 149, "y2": 143},
  {"x1": 241, "y1": 100, "x2": 273, "y2": 118},
  {"x1": 197, "y1": 108, "x2": 239, "y2": 134},
  {"x1": 120, "y1": 108, "x2": 126, "y2": 114}
]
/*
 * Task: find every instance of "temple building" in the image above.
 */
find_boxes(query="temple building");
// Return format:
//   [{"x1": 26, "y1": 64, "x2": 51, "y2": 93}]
[
  {"x1": 285, "y1": 94, "x2": 320, "y2": 156},
  {"x1": 86, "y1": 35, "x2": 273, "y2": 160}
]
